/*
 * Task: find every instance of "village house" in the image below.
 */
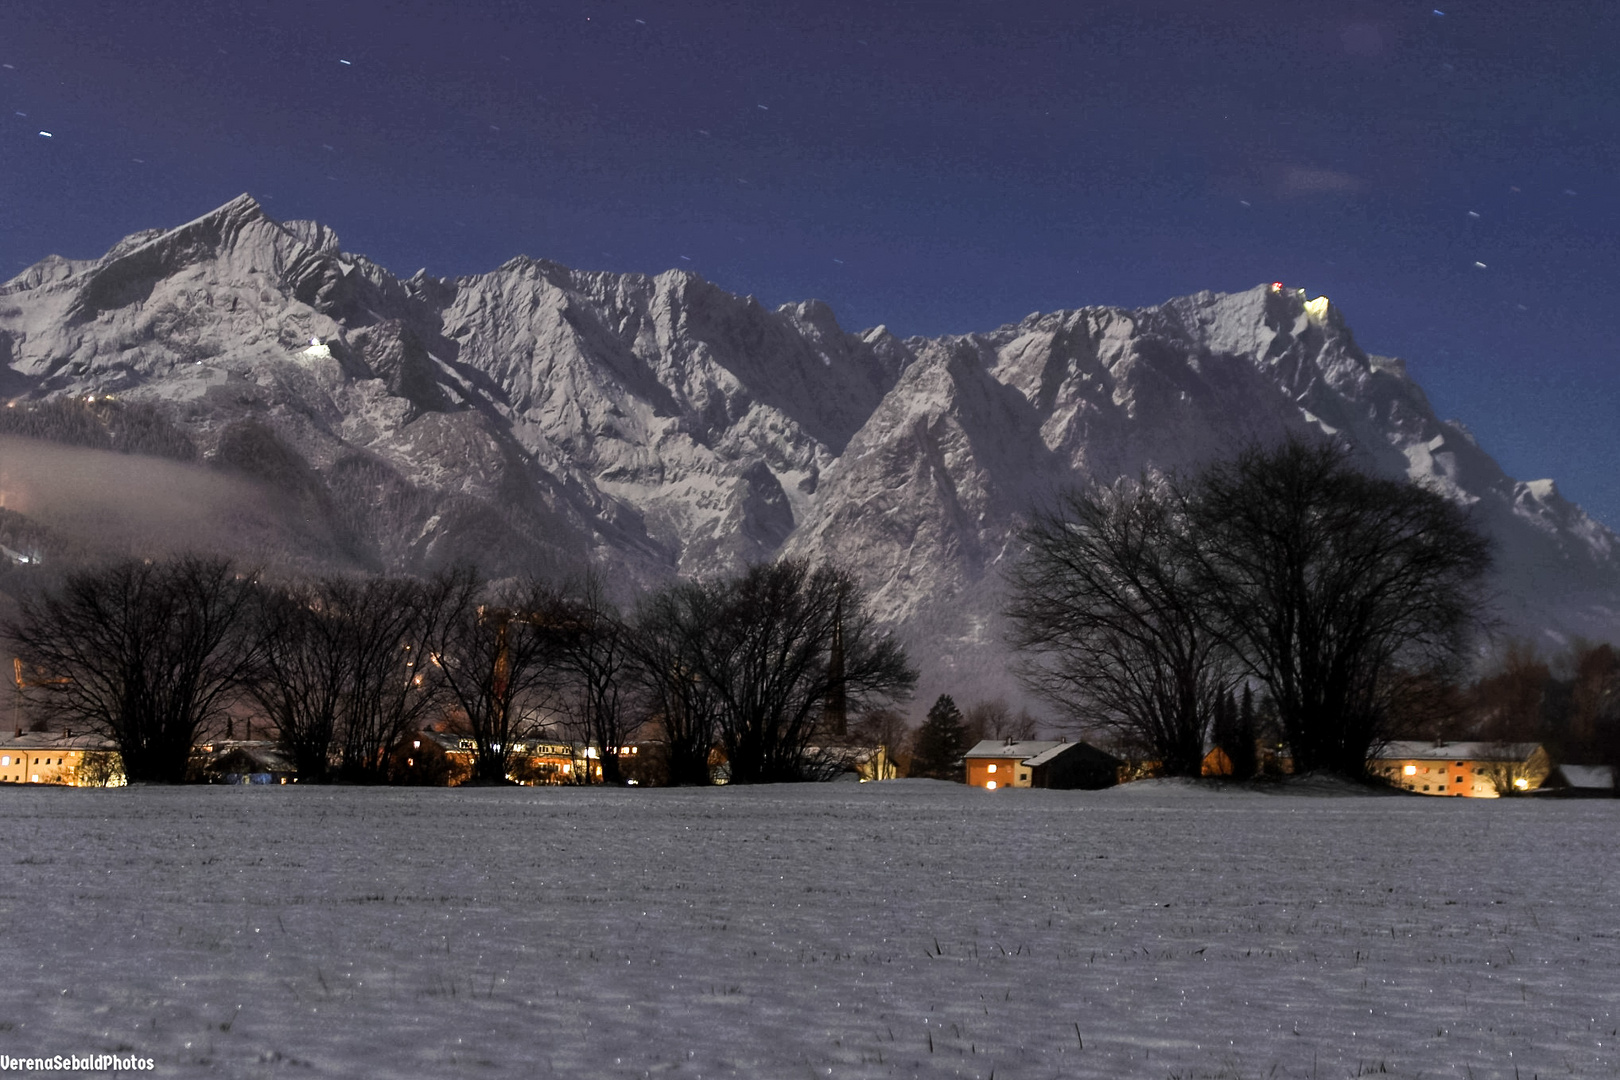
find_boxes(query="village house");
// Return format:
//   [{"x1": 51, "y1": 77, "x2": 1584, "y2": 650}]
[
  {"x1": 194, "y1": 740, "x2": 298, "y2": 784},
  {"x1": 1538, "y1": 763, "x2": 1616, "y2": 798},
  {"x1": 0, "y1": 729, "x2": 123, "y2": 786},
  {"x1": 1369, "y1": 741, "x2": 1552, "y2": 797},
  {"x1": 964, "y1": 738, "x2": 1120, "y2": 790}
]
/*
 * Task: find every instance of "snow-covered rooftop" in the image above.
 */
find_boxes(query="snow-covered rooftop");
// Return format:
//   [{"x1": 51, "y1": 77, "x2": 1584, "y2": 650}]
[
  {"x1": 964, "y1": 738, "x2": 1076, "y2": 764},
  {"x1": 1553, "y1": 763, "x2": 1615, "y2": 790},
  {"x1": 1374, "y1": 740, "x2": 1544, "y2": 762}
]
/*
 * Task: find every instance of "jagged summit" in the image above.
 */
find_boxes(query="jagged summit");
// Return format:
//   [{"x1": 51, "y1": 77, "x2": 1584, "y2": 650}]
[{"x1": 1, "y1": 197, "x2": 1615, "y2": 709}]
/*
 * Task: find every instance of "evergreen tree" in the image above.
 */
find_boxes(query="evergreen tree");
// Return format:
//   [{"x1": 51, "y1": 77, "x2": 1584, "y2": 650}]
[
  {"x1": 1215, "y1": 685, "x2": 1259, "y2": 780},
  {"x1": 910, "y1": 694, "x2": 968, "y2": 780}
]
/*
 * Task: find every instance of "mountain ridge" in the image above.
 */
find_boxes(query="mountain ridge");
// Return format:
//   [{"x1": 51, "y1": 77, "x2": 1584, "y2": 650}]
[{"x1": 2, "y1": 195, "x2": 1615, "y2": 711}]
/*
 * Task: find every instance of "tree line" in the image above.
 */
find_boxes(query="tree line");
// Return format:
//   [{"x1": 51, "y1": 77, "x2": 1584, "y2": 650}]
[
  {"x1": 1006, "y1": 438, "x2": 1495, "y2": 778},
  {"x1": 1414, "y1": 638, "x2": 1620, "y2": 769},
  {"x1": 3, "y1": 556, "x2": 915, "y2": 785}
]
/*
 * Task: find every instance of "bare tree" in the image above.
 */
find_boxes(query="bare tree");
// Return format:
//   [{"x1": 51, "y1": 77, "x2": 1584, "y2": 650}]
[
  {"x1": 247, "y1": 582, "x2": 350, "y2": 783},
  {"x1": 1007, "y1": 480, "x2": 1232, "y2": 776},
  {"x1": 631, "y1": 561, "x2": 914, "y2": 784},
  {"x1": 554, "y1": 571, "x2": 641, "y2": 785},
  {"x1": 695, "y1": 560, "x2": 915, "y2": 784},
  {"x1": 333, "y1": 577, "x2": 445, "y2": 783},
  {"x1": 1564, "y1": 641, "x2": 1620, "y2": 755},
  {"x1": 850, "y1": 707, "x2": 914, "y2": 776},
  {"x1": 1462, "y1": 639, "x2": 1548, "y2": 742},
  {"x1": 3, "y1": 555, "x2": 259, "y2": 783},
  {"x1": 962, "y1": 698, "x2": 1038, "y2": 745},
  {"x1": 246, "y1": 576, "x2": 445, "y2": 783},
  {"x1": 421, "y1": 568, "x2": 568, "y2": 784},
  {"x1": 1190, "y1": 439, "x2": 1494, "y2": 776},
  {"x1": 630, "y1": 582, "x2": 725, "y2": 786}
]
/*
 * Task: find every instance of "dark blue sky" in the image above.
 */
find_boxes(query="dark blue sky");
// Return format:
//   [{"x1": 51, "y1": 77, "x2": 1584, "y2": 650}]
[{"x1": 4, "y1": 0, "x2": 1618, "y2": 524}]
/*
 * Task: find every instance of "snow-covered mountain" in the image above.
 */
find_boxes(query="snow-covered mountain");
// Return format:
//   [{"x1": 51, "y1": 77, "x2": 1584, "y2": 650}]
[{"x1": 2, "y1": 195, "x2": 1615, "y2": 708}]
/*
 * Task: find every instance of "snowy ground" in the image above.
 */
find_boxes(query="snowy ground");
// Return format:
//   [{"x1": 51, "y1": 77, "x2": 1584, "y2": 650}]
[{"x1": 0, "y1": 780, "x2": 1616, "y2": 1079}]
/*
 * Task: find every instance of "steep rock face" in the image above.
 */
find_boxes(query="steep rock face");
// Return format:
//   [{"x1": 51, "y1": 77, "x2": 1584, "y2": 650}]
[{"x1": 2, "y1": 197, "x2": 1616, "y2": 709}]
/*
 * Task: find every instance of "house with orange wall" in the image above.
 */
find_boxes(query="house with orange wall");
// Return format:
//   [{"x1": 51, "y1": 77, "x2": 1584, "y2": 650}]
[
  {"x1": 1369, "y1": 741, "x2": 1550, "y2": 797},
  {"x1": 964, "y1": 738, "x2": 1119, "y2": 790}
]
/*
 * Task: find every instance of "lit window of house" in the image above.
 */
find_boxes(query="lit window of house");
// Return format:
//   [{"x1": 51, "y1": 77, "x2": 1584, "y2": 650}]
[{"x1": 987, "y1": 764, "x2": 997, "y2": 773}]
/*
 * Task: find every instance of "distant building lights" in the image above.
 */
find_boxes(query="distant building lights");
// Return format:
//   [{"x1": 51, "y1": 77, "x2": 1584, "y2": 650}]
[
  {"x1": 987, "y1": 763, "x2": 997, "y2": 773},
  {"x1": 1403, "y1": 764, "x2": 1417, "y2": 776},
  {"x1": 986, "y1": 780, "x2": 997, "y2": 791}
]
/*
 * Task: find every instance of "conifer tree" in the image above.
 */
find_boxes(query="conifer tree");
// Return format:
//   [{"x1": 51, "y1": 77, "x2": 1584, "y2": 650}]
[{"x1": 910, "y1": 694, "x2": 968, "y2": 780}]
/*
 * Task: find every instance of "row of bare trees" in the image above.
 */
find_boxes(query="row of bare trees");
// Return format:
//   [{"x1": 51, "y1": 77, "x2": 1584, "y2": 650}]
[
  {"x1": 632, "y1": 560, "x2": 915, "y2": 783},
  {"x1": 1007, "y1": 439, "x2": 1495, "y2": 778},
  {"x1": 3, "y1": 555, "x2": 914, "y2": 785},
  {"x1": 1408, "y1": 638, "x2": 1620, "y2": 767}
]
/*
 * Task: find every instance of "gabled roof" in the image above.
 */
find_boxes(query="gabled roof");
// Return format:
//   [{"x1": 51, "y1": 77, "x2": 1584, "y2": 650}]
[
  {"x1": 1552, "y1": 764, "x2": 1615, "y2": 790},
  {"x1": 1373, "y1": 741, "x2": 1544, "y2": 763},
  {"x1": 0, "y1": 730, "x2": 118, "y2": 752},
  {"x1": 965, "y1": 739, "x2": 1062, "y2": 763},
  {"x1": 963, "y1": 739, "x2": 1117, "y2": 766},
  {"x1": 209, "y1": 744, "x2": 295, "y2": 774}
]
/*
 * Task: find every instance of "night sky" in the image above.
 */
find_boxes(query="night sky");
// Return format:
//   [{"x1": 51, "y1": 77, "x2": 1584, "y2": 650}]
[{"x1": 4, "y1": 1, "x2": 1618, "y2": 524}]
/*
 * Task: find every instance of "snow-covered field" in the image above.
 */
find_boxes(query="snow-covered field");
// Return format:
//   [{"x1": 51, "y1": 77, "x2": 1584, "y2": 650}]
[{"x1": 0, "y1": 780, "x2": 1615, "y2": 1078}]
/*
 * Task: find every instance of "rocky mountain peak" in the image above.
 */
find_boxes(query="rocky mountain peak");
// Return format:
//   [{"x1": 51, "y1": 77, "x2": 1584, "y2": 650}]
[{"x1": 1, "y1": 196, "x2": 1615, "y2": 713}]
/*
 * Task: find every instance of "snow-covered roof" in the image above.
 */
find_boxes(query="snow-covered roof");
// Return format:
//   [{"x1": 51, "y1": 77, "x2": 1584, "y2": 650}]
[
  {"x1": 209, "y1": 743, "x2": 295, "y2": 774},
  {"x1": 1554, "y1": 764, "x2": 1615, "y2": 790},
  {"x1": 1373, "y1": 741, "x2": 1543, "y2": 763},
  {"x1": 964, "y1": 739, "x2": 1078, "y2": 765},
  {"x1": 0, "y1": 730, "x2": 118, "y2": 751}
]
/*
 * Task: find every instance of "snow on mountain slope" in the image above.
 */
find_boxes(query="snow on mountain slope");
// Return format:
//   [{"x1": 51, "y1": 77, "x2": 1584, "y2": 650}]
[{"x1": 1, "y1": 197, "x2": 1614, "y2": 710}]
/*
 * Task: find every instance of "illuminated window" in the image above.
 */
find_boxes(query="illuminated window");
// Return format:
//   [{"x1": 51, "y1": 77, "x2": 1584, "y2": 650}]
[
  {"x1": 1513, "y1": 777, "x2": 1529, "y2": 790},
  {"x1": 987, "y1": 763, "x2": 997, "y2": 773},
  {"x1": 1403, "y1": 765, "x2": 1416, "y2": 776},
  {"x1": 1, "y1": 756, "x2": 8, "y2": 766},
  {"x1": 986, "y1": 780, "x2": 997, "y2": 790}
]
